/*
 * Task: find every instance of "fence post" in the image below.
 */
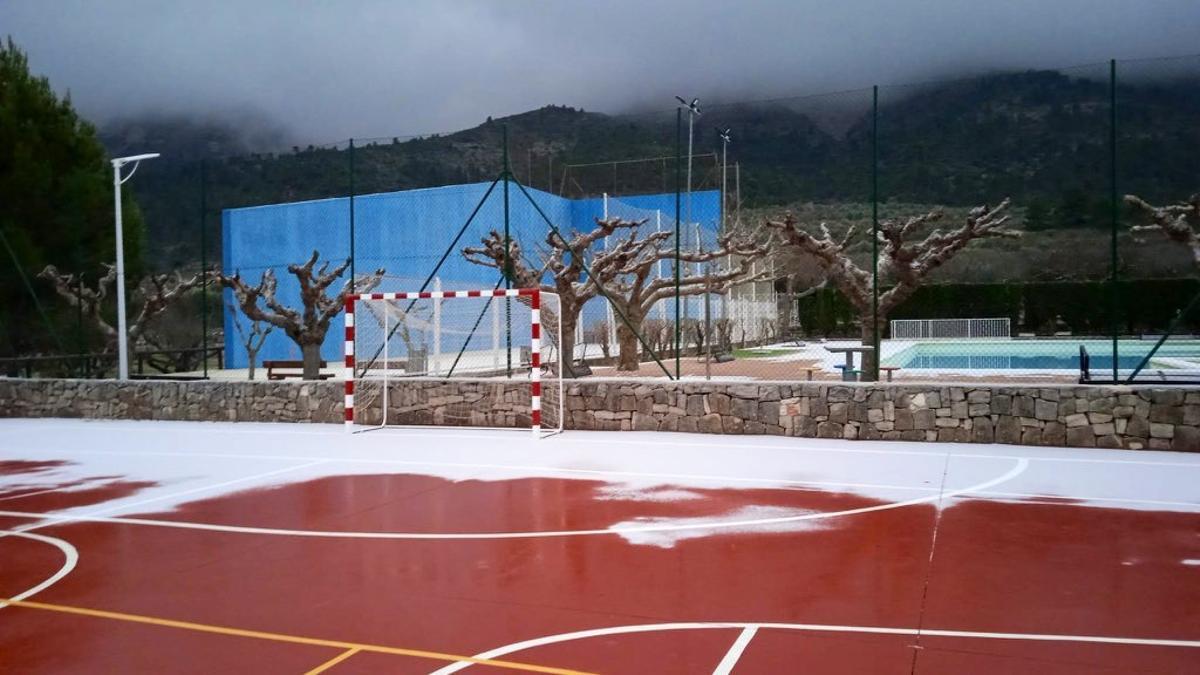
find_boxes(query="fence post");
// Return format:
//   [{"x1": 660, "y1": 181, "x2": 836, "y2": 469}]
[
  {"x1": 349, "y1": 138, "x2": 356, "y2": 293},
  {"x1": 870, "y1": 85, "x2": 881, "y2": 381},
  {"x1": 199, "y1": 159, "x2": 209, "y2": 378},
  {"x1": 502, "y1": 125, "x2": 512, "y2": 378},
  {"x1": 674, "y1": 108, "x2": 682, "y2": 378},
  {"x1": 1109, "y1": 59, "x2": 1119, "y2": 382}
]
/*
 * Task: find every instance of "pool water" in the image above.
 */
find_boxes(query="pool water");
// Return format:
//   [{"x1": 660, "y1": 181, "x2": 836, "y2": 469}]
[{"x1": 884, "y1": 340, "x2": 1200, "y2": 371}]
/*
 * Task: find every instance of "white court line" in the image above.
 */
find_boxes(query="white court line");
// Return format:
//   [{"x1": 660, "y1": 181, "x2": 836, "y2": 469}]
[
  {"x1": 429, "y1": 620, "x2": 1200, "y2": 674},
  {"x1": 0, "y1": 459, "x2": 1028, "y2": 540},
  {"x1": 711, "y1": 626, "x2": 757, "y2": 675},
  {"x1": 14, "y1": 418, "x2": 1200, "y2": 466},
  {"x1": 0, "y1": 530, "x2": 78, "y2": 607},
  {"x1": 9, "y1": 460, "x2": 327, "y2": 535}
]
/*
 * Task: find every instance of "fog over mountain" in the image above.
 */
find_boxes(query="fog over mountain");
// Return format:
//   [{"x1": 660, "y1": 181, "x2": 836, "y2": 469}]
[{"x1": 3, "y1": 0, "x2": 1198, "y2": 144}]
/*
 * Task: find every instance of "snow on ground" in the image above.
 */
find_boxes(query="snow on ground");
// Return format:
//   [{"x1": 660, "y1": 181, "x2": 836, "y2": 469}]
[{"x1": 1, "y1": 418, "x2": 1198, "y2": 549}]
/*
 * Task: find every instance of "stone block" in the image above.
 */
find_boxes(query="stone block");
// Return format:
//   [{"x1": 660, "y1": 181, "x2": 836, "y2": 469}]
[
  {"x1": 1013, "y1": 396, "x2": 1036, "y2": 417},
  {"x1": 709, "y1": 393, "x2": 732, "y2": 415},
  {"x1": 686, "y1": 394, "x2": 705, "y2": 416},
  {"x1": 1126, "y1": 415, "x2": 1150, "y2": 438},
  {"x1": 995, "y1": 416, "x2": 1021, "y2": 444},
  {"x1": 722, "y1": 415, "x2": 745, "y2": 434},
  {"x1": 967, "y1": 389, "x2": 990, "y2": 404},
  {"x1": 972, "y1": 419, "x2": 994, "y2": 443},
  {"x1": 816, "y1": 421, "x2": 843, "y2": 438},
  {"x1": 1149, "y1": 423, "x2": 1175, "y2": 439},
  {"x1": 990, "y1": 394, "x2": 1012, "y2": 415},
  {"x1": 1021, "y1": 427, "x2": 1043, "y2": 445},
  {"x1": 1184, "y1": 405, "x2": 1200, "y2": 426},
  {"x1": 829, "y1": 402, "x2": 848, "y2": 424},
  {"x1": 896, "y1": 409, "x2": 915, "y2": 431},
  {"x1": 968, "y1": 403, "x2": 990, "y2": 417},
  {"x1": 1035, "y1": 399, "x2": 1057, "y2": 421},
  {"x1": 912, "y1": 409, "x2": 935, "y2": 430},
  {"x1": 827, "y1": 386, "x2": 852, "y2": 402},
  {"x1": 632, "y1": 412, "x2": 659, "y2": 431},
  {"x1": 1042, "y1": 422, "x2": 1066, "y2": 446},
  {"x1": 731, "y1": 397, "x2": 758, "y2": 421},
  {"x1": 1064, "y1": 413, "x2": 1088, "y2": 428},
  {"x1": 935, "y1": 417, "x2": 960, "y2": 428},
  {"x1": 1149, "y1": 404, "x2": 1183, "y2": 425},
  {"x1": 952, "y1": 401, "x2": 969, "y2": 419},
  {"x1": 758, "y1": 401, "x2": 780, "y2": 426},
  {"x1": 698, "y1": 413, "x2": 723, "y2": 434},
  {"x1": 1092, "y1": 422, "x2": 1115, "y2": 436},
  {"x1": 1065, "y1": 426, "x2": 1096, "y2": 447},
  {"x1": 867, "y1": 408, "x2": 885, "y2": 423},
  {"x1": 1171, "y1": 426, "x2": 1200, "y2": 452},
  {"x1": 843, "y1": 423, "x2": 859, "y2": 440}
]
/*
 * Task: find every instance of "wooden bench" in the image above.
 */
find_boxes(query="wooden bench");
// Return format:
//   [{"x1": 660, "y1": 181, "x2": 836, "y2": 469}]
[{"x1": 263, "y1": 359, "x2": 332, "y2": 380}]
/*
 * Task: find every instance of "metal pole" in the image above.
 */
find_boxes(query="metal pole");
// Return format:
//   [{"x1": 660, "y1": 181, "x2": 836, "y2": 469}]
[
  {"x1": 200, "y1": 160, "x2": 208, "y2": 378},
  {"x1": 349, "y1": 138, "x2": 356, "y2": 292},
  {"x1": 1109, "y1": 59, "x2": 1119, "y2": 383},
  {"x1": 704, "y1": 262, "x2": 712, "y2": 380},
  {"x1": 674, "y1": 108, "x2": 682, "y2": 379},
  {"x1": 871, "y1": 85, "x2": 880, "y2": 382},
  {"x1": 112, "y1": 164, "x2": 130, "y2": 380},
  {"x1": 503, "y1": 125, "x2": 512, "y2": 377},
  {"x1": 684, "y1": 110, "x2": 694, "y2": 323}
]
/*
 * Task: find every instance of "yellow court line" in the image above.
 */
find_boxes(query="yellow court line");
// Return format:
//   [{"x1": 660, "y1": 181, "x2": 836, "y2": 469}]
[
  {"x1": 3, "y1": 598, "x2": 596, "y2": 675},
  {"x1": 305, "y1": 647, "x2": 360, "y2": 674}
]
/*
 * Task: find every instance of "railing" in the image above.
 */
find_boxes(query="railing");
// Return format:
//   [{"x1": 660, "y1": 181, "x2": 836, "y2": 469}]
[
  {"x1": 1, "y1": 346, "x2": 223, "y2": 379},
  {"x1": 890, "y1": 318, "x2": 1011, "y2": 340}
]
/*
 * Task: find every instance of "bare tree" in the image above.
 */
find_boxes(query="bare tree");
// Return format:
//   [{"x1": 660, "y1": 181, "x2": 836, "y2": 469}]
[
  {"x1": 766, "y1": 200, "x2": 1016, "y2": 375},
  {"x1": 226, "y1": 301, "x2": 274, "y2": 380},
  {"x1": 586, "y1": 218, "x2": 769, "y2": 371},
  {"x1": 463, "y1": 218, "x2": 640, "y2": 376},
  {"x1": 40, "y1": 264, "x2": 209, "y2": 367},
  {"x1": 1125, "y1": 193, "x2": 1200, "y2": 267},
  {"x1": 221, "y1": 251, "x2": 384, "y2": 380}
]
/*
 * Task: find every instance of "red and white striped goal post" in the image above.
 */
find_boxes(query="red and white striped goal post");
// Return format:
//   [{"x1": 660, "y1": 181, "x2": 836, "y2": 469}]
[{"x1": 344, "y1": 288, "x2": 544, "y2": 436}]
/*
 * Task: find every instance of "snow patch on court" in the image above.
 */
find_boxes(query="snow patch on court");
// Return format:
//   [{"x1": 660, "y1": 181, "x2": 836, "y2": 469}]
[
  {"x1": 609, "y1": 505, "x2": 831, "y2": 548},
  {"x1": 593, "y1": 484, "x2": 705, "y2": 502}
]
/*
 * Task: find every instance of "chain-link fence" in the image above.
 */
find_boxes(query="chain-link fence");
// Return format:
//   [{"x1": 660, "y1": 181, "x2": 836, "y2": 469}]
[{"x1": 5, "y1": 55, "x2": 1199, "y2": 385}]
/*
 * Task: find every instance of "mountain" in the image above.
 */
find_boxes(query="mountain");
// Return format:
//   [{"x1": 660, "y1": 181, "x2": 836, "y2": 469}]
[{"x1": 100, "y1": 70, "x2": 1200, "y2": 268}]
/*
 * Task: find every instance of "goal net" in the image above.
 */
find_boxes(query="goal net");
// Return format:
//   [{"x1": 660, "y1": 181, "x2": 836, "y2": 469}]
[{"x1": 345, "y1": 288, "x2": 564, "y2": 437}]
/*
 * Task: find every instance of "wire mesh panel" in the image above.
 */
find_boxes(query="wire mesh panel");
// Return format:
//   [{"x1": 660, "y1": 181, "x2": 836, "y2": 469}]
[{"x1": 347, "y1": 289, "x2": 563, "y2": 436}]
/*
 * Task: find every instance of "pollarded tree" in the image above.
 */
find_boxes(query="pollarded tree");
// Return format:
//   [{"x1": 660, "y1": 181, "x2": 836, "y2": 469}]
[
  {"x1": 765, "y1": 200, "x2": 1016, "y2": 376},
  {"x1": 221, "y1": 251, "x2": 384, "y2": 380},
  {"x1": 39, "y1": 264, "x2": 209, "y2": 369},
  {"x1": 1125, "y1": 193, "x2": 1200, "y2": 267},
  {"x1": 226, "y1": 301, "x2": 273, "y2": 380},
  {"x1": 585, "y1": 219, "x2": 769, "y2": 371},
  {"x1": 462, "y1": 218, "x2": 643, "y2": 376}
]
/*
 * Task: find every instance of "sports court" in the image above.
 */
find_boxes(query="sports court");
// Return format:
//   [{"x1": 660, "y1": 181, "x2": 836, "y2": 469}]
[{"x1": 2, "y1": 418, "x2": 1197, "y2": 674}]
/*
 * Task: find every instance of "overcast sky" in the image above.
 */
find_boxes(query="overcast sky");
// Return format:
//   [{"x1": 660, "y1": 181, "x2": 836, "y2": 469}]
[{"x1": 3, "y1": 0, "x2": 1198, "y2": 141}]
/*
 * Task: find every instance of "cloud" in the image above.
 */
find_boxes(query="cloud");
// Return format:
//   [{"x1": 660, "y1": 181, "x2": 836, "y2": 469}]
[{"x1": 2, "y1": 0, "x2": 1197, "y2": 142}]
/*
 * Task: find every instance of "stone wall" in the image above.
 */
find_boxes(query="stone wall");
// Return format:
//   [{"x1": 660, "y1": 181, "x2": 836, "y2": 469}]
[
  {"x1": 2, "y1": 378, "x2": 1197, "y2": 451},
  {"x1": 563, "y1": 382, "x2": 1200, "y2": 451}
]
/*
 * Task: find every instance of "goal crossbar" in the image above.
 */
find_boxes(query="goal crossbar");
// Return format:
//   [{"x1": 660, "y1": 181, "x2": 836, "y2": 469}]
[{"x1": 344, "y1": 287, "x2": 559, "y2": 437}]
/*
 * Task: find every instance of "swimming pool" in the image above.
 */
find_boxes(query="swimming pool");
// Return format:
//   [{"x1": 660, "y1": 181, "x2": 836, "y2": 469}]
[{"x1": 883, "y1": 339, "x2": 1200, "y2": 371}]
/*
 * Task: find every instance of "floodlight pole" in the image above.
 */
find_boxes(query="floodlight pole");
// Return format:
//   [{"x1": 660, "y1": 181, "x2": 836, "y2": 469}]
[{"x1": 111, "y1": 153, "x2": 159, "y2": 380}]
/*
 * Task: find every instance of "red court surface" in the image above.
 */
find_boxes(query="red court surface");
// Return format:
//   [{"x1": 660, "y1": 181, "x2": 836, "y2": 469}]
[{"x1": 1, "y1": 418, "x2": 1198, "y2": 674}]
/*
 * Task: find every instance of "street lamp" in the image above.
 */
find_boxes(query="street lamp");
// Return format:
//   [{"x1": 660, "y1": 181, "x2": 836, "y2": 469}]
[{"x1": 111, "y1": 152, "x2": 159, "y2": 380}]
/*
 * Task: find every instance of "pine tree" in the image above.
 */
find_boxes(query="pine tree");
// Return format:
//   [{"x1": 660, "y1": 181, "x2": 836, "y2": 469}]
[{"x1": 0, "y1": 36, "x2": 146, "y2": 355}]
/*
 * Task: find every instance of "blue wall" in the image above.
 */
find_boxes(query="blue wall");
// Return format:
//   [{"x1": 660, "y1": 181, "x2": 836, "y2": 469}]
[{"x1": 222, "y1": 184, "x2": 718, "y2": 368}]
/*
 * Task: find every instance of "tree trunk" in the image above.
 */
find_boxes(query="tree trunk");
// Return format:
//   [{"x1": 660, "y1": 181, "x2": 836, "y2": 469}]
[
  {"x1": 301, "y1": 342, "x2": 323, "y2": 380},
  {"x1": 558, "y1": 311, "x2": 580, "y2": 378},
  {"x1": 615, "y1": 310, "x2": 646, "y2": 372},
  {"x1": 859, "y1": 316, "x2": 886, "y2": 381},
  {"x1": 247, "y1": 350, "x2": 258, "y2": 381}
]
